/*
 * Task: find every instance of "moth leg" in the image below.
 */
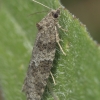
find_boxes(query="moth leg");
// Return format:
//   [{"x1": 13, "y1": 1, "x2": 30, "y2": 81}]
[
  {"x1": 47, "y1": 81, "x2": 59, "y2": 100},
  {"x1": 57, "y1": 23, "x2": 68, "y2": 32},
  {"x1": 55, "y1": 26, "x2": 66, "y2": 56},
  {"x1": 50, "y1": 71, "x2": 56, "y2": 85}
]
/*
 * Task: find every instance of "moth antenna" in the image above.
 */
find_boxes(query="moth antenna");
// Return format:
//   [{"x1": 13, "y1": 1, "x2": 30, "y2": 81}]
[
  {"x1": 28, "y1": 10, "x2": 49, "y2": 16},
  {"x1": 32, "y1": 0, "x2": 52, "y2": 10}
]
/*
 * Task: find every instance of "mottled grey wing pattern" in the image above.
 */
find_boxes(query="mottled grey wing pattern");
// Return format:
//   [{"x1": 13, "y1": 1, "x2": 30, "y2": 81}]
[{"x1": 23, "y1": 9, "x2": 60, "y2": 100}]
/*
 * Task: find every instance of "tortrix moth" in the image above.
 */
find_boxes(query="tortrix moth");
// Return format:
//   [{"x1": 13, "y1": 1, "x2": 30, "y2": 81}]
[{"x1": 22, "y1": 0, "x2": 66, "y2": 100}]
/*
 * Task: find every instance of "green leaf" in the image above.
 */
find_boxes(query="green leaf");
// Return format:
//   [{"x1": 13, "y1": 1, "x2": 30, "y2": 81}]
[{"x1": 0, "y1": 0, "x2": 100, "y2": 100}]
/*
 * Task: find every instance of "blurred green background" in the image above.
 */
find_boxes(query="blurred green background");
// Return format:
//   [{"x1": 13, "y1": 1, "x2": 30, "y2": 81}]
[{"x1": 61, "y1": 0, "x2": 100, "y2": 43}]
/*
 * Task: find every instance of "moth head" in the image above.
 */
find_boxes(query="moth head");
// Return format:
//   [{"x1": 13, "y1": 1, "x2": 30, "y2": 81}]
[{"x1": 51, "y1": 9, "x2": 60, "y2": 18}]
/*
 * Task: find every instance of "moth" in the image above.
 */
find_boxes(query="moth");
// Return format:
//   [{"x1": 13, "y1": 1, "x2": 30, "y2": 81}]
[{"x1": 22, "y1": 0, "x2": 66, "y2": 100}]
